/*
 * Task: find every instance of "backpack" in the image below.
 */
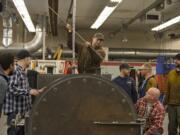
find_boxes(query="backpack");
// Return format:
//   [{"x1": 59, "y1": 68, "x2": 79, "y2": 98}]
[{"x1": 139, "y1": 75, "x2": 158, "y2": 98}]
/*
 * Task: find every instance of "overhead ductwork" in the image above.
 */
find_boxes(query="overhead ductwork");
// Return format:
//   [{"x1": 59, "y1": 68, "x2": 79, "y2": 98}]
[
  {"x1": 23, "y1": 26, "x2": 43, "y2": 52},
  {"x1": 112, "y1": 0, "x2": 165, "y2": 35},
  {"x1": 0, "y1": 0, "x2": 45, "y2": 53},
  {"x1": 57, "y1": 48, "x2": 179, "y2": 59},
  {"x1": 2, "y1": 17, "x2": 13, "y2": 47},
  {"x1": 0, "y1": 25, "x2": 43, "y2": 53},
  {"x1": 0, "y1": 14, "x2": 46, "y2": 54},
  {"x1": 108, "y1": 50, "x2": 177, "y2": 59}
]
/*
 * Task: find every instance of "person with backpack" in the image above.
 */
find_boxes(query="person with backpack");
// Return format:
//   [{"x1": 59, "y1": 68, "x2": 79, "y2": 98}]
[
  {"x1": 0, "y1": 53, "x2": 14, "y2": 118},
  {"x1": 139, "y1": 63, "x2": 158, "y2": 98}
]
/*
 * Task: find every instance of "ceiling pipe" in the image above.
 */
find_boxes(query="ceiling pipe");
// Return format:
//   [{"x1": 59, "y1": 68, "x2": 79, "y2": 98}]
[
  {"x1": 0, "y1": 26, "x2": 43, "y2": 53},
  {"x1": 108, "y1": 51, "x2": 177, "y2": 59},
  {"x1": 0, "y1": 15, "x2": 46, "y2": 54},
  {"x1": 24, "y1": 26, "x2": 43, "y2": 52},
  {"x1": 66, "y1": 0, "x2": 73, "y2": 22},
  {"x1": 2, "y1": 17, "x2": 13, "y2": 47},
  {"x1": 48, "y1": 0, "x2": 58, "y2": 36},
  {"x1": 112, "y1": 0, "x2": 165, "y2": 35},
  {"x1": 33, "y1": 48, "x2": 179, "y2": 59},
  {"x1": 0, "y1": 0, "x2": 45, "y2": 53}
]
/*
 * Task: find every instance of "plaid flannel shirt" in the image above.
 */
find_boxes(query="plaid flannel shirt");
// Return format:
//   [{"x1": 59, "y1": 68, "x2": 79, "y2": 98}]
[
  {"x1": 135, "y1": 98, "x2": 165, "y2": 135},
  {"x1": 3, "y1": 64, "x2": 32, "y2": 115}
]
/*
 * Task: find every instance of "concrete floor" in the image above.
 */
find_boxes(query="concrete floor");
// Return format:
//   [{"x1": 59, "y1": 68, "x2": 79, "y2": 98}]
[{"x1": 0, "y1": 114, "x2": 169, "y2": 135}]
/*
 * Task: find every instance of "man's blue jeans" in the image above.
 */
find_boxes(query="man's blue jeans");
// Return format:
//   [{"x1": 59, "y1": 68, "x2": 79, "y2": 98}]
[
  {"x1": 7, "y1": 113, "x2": 24, "y2": 135},
  {"x1": 153, "y1": 131, "x2": 161, "y2": 135}
]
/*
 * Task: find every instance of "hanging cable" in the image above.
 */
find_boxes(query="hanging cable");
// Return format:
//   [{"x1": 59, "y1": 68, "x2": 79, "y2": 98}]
[
  {"x1": 48, "y1": 6, "x2": 86, "y2": 42},
  {"x1": 72, "y1": 0, "x2": 76, "y2": 73},
  {"x1": 48, "y1": 5, "x2": 104, "y2": 63}
]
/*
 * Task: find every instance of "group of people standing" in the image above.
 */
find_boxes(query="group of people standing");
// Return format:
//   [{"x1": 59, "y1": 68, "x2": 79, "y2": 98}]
[
  {"x1": 0, "y1": 50, "x2": 45, "y2": 135},
  {"x1": 0, "y1": 24, "x2": 179, "y2": 135},
  {"x1": 112, "y1": 53, "x2": 180, "y2": 135}
]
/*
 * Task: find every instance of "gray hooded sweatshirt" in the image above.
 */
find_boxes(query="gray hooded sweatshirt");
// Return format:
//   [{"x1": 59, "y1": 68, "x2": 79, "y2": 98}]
[{"x1": 0, "y1": 67, "x2": 8, "y2": 116}]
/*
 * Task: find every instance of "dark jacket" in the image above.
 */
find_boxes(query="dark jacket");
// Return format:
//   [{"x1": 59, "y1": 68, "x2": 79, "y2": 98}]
[
  {"x1": 139, "y1": 76, "x2": 158, "y2": 98},
  {"x1": 113, "y1": 76, "x2": 137, "y2": 103},
  {"x1": 67, "y1": 32, "x2": 105, "y2": 74},
  {"x1": 0, "y1": 66, "x2": 8, "y2": 116},
  {"x1": 165, "y1": 69, "x2": 180, "y2": 105}
]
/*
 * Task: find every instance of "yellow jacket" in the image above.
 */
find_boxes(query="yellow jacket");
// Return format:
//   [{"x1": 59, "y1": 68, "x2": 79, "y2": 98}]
[{"x1": 165, "y1": 70, "x2": 180, "y2": 105}]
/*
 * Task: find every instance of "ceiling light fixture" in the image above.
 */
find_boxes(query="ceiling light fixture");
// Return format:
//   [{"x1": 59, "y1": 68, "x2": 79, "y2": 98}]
[
  {"x1": 12, "y1": 0, "x2": 36, "y2": 32},
  {"x1": 91, "y1": 0, "x2": 122, "y2": 29},
  {"x1": 151, "y1": 15, "x2": 180, "y2": 31},
  {"x1": 110, "y1": 0, "x2": 122, "y2": 3}
]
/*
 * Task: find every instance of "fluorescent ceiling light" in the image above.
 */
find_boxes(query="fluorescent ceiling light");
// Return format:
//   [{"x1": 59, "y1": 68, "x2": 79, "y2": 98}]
[
  {"x1": 110, "y1": 0, "x2": 122, "y2": 3},
  {"x1": 12, "y1": 0, "x2": 36, "y2": 32},
  {"x1": 91, "y1": 0, "x2": 122, "y2": 29},
  {"x1": 151, "y1": 15, "x2": 180, "y2": 31},
  {"x1": 91, "y1": 7, "x2": 117, "y2": 29}
]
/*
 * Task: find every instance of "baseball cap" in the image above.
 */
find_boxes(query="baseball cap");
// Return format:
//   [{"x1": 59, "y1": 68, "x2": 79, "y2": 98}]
[
  {"x1": 175, "y1": 53, "x2": 180, "y2": 60},
  {"x1": 119, "y1": 63, "x2": 130, "y2": 70},
  {"x1": 16, "y1": 49, "x2": 31, "y2": 60},
  {"x1": 93, "y1": 33, "x2": 104, "y2": 40}
]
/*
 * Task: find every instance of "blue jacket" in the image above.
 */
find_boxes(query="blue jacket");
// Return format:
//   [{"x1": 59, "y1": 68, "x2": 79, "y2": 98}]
[{"x1": 113, "y1": 76, "x2": 137, "y2": 103}]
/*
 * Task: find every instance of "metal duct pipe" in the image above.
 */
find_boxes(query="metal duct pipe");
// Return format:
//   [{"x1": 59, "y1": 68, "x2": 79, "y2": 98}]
[
  {"x1": 0, "y1": 2, "x2": 45, "y2": 53},
  {"x1": 58, "y1": 49, "x2": 178, "y2": 59},
  {"x1": 24, "y1": 26, "x2": 43, "y2": 52},
  {"x1": 109, "y1": 51, "x2": 177, "y2": 58},
  {"x1": 0, "y1": 25, "x2": 43, "y2": 53},
  {"x1": 2, "y1": 17, "x2": 13, "y2": 47},
  {"x1": 112, "y1": 0, "x2": 165, "y2": 35}
]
